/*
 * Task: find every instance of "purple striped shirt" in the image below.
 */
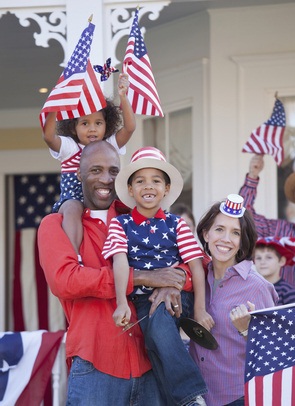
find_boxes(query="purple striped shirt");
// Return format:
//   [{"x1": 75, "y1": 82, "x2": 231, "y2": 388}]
[
  {"x1": 239, "y1": 174, "x2": 295, "y2": 286},
  {"x1": 189, "y1": 260, "x2": 278, "y2": 406}
]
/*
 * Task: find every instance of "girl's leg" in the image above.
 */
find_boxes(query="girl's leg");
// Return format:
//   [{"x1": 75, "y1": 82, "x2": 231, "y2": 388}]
[{"x1": 59, "y1": 200, "x2": 84, "y2": 256}]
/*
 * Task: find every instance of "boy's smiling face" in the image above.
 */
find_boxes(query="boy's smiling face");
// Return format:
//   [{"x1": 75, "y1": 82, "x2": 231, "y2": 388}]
[
  {"x1": 128, "y1": 167, "x2": 170, "y2": 217},
  {"x1": 254, "y1": 247, "x2": 286, "y2": 284}
]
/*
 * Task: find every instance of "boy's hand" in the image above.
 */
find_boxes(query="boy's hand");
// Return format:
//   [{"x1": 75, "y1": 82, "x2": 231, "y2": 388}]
[
  {"x1": 194, "y1": 309, "x2": 215, "y2": 331},
  {"x1": 113, "y1": 304, "x2": 131, "y2": 327}
]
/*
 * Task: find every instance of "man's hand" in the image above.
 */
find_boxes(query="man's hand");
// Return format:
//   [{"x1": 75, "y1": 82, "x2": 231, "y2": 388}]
[
  {"x1": 148, "y1": 287, "x2": 182, "y2": 317},
  {"x1": 249, "y1": 154, "x2": 264, "y2": 179},
  {"x1": 133, "y1": 267, "x2": 186, "y2": 291}
]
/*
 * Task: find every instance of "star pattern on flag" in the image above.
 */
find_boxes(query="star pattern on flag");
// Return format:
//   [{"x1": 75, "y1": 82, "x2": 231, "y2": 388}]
[
  {"x1": 245, "y1": 305, "x2": 295, "y2": 382},
  {"x1": 15, "y1": 174, "x2": 60, "y2": 229},
  {"x1": 64, "y1": 28, "x2": 93, "y2": 78}
]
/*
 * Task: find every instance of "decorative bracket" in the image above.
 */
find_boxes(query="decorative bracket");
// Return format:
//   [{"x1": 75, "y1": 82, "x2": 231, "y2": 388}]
[
  {"x1": 1, "y1": 9, "x2": 67, "y2": 67},
  {"x1": 104, "y1": 2, "x2": 170, "y2": 67}
]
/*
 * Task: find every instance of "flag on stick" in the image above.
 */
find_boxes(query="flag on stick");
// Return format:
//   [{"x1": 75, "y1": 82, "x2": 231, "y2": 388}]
[
  {"x1": 123, "y1": 8, "x2": 164, "y2": 117},
  {"x1": 40, "y1": 20, "x2": 106, "y2": 127},
  {"x1": 244, "y1": 303, "x2": 295, "y2": 406},
  {"x1": 242, "y1": 98, "x2": 286, "y2": 166}
]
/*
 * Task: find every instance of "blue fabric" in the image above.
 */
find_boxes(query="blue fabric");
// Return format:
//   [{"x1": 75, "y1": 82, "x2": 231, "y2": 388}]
[
  {"x1": 225, "y1": 396, "x2": 245, "y2": 406},
  {"x1": 66, "y1": 356, "x2": 164, "y2": 405},
  {"x1": 52, "y1": 172, "x2": 83, "y2": 212},
  {"x1": 133, "y1": 291, "x2": 207, "y2": 406}
]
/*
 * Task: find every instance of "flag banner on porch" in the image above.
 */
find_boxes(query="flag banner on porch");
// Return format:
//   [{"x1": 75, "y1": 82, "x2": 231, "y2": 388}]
[
  {"x1": 242, "y1": 98, "x2": 286, "y2": 166},
  {"x1": 0, "y1": 330, "x2": 64, "y2": 406},
  {"x1": 40, "y1": 20, "x2": 106, "y2": 127},
  {"x1": 244, "y1": 303, "x2": 295, "y2": 406},
  {"x1": 13, "y1": 173, "x2": 65, "y2": 332},
  {"x1": 123, "y1": 8, "x2": 164, "y2": 117}
]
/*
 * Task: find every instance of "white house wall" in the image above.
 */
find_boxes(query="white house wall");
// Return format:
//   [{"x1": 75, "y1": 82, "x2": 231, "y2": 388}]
[
  {"x1": 1, "y1": 2, "x2": 295, "y2": 329},
  {"x1": 208, "y1": 4, "x2": 295, "y2": 216}
]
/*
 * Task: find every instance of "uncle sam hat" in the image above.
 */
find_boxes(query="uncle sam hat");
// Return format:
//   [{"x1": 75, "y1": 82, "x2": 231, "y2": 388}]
[
  {"x1": 219, "y1": 194, "x2": 246, "y2": 218},
  {"x1": 115, "y1": 146, "x2": 183, "y2": 210}
]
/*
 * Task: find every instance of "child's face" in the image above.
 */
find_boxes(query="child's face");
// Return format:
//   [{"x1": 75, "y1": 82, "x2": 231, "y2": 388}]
[
  {"x1": 75, "y1": 111, "x2": 106, "y2": 145},
  {"x1": 254, "y1": 247, "x2": 286, "y2": 283},
  {"x1": 128, "y1": 167, "x2": 170, "y2": 216}
]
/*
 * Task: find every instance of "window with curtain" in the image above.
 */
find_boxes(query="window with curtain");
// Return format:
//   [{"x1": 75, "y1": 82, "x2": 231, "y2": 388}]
[{"x1": 143, "y1": 107, "x2": 192, "y2": 208}]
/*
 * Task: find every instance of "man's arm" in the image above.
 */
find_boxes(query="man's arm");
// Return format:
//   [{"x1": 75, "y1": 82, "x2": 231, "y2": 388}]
[{"x1": 38, "y1": 214, "x2": 134, "y2": 300}]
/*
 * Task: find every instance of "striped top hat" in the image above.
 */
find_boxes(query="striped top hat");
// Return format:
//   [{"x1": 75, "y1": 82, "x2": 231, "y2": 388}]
[
  {"x1": 219, "y1": 194, "x2": 246, "y2": 218},
  {"x1": 115, "y1": 146, "x2": 183, "y2": 210}
]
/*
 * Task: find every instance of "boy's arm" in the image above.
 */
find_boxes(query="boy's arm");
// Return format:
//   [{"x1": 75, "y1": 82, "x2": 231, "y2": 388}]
[
  {"x1": 42, "y1": 111, "x2": 61, "y2": 152},
  {"x1": 190, "y1": 258, "x2": 215, "y2": 331},
  {"x1": 112, "y1": 252, "x2": 131, "y2": 325},
  {"x1": 115, "y1": 73, "x2": 136, "y2": 148}
]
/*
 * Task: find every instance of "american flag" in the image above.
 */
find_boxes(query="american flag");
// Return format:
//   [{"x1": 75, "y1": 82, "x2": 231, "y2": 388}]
[
  {"x1": 39, "y1": 21, "x2": 106, "y2": 127},
  {"x1": 123, "y1": 8, "x2": 164, "y2": 117},
  {"x1": 0, "y1": 330, "x2": 64, "y2": 406},
  {"x1": 244, "y1": 303, "x2": 295, "y2": 406},
  {"x1": 13, "y1": 174, "x2": 66, "y2": 332},
  {"x1": 242, "y1": 98, "x2": 286, "y2": 166}
]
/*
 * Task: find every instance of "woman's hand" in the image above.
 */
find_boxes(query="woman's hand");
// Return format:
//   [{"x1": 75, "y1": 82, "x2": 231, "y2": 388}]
[{"x1": 230, "y1": 301, "x2": 255, "y2": 336}]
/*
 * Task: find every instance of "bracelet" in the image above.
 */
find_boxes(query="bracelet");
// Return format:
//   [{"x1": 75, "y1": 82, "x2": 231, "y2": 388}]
[{"x1": 238, "y1": 329, "x2": 248, "y2": 337}]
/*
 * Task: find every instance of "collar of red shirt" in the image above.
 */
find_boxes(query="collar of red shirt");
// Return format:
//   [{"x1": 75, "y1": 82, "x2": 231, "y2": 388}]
[{"x1": 131, "y1": 207, "x2": 166, "y2": 225}]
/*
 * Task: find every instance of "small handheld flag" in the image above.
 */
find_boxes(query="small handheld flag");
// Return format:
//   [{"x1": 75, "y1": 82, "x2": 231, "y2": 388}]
[
  {"x1": 40, "y1": 20, "x2": 106, "y2": 128},
  {"x1": 242, "y1": 97, "x2": 286, "y2": 166},
  {"x1": 123, "y1": 8, "x2": 164, "y2": 117}
]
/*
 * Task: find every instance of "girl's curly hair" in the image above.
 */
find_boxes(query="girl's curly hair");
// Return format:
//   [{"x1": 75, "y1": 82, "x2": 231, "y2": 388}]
[{"x1": 56, "y1": 98, "x2": 122, "y2": 143}]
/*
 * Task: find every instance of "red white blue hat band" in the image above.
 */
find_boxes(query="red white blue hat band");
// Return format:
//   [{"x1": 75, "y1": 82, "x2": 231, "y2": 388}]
[
  {"x1": 219, "y1": 194, "x2": 246, "y2": 218},
  {"x1": 115, "y1": 146, "x2": 184, "y2": 210}
]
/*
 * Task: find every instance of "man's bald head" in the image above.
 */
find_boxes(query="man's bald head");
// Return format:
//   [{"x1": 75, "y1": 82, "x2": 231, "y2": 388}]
[{"x1": 78, "y1": 141, "x2": 121, "y2": 210}]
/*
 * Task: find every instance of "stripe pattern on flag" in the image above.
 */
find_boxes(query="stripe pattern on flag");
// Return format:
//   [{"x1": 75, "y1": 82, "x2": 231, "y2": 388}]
[
  {"x1": 242, "y1": 98, "x2": 286, "y2": 166},
  {"x1": 12, "y1": 174, "x2": 65, "y2": 332},
  {"x1": 0, "y1": 330, "x2": 64, "y2": 406},
  {"x1": 123, "y1": 8, "x2": 164, "y2": 117},
  {"x1": 39, "y1": 22, "x2": 106, "y2": 128},
  {"x1": 244, "y1": 303, "x2": 295, "y2": 406}
]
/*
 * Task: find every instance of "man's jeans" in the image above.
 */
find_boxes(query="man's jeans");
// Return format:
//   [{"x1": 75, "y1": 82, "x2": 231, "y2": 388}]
[
  {"x1": 133, "y1": 291, "x2": 208, "y2": 406},
  {"x1": 66, "y1": 356, "x2": 164, "y2": 405}
]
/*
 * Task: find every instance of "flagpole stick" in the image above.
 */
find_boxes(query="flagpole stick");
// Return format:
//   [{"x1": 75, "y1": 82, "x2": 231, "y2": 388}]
[
  {"x1": 88, "y1": 14, "x2": 93, "y2": 23},
  {"x1": 275, "y1": 91, "x2": 278, "y2": 99}
]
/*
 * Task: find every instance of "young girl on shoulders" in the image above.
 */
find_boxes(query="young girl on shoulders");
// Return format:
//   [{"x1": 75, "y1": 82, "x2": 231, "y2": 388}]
[{"x1": 42, "y1": 73, "x2": 135, "y2": 263}]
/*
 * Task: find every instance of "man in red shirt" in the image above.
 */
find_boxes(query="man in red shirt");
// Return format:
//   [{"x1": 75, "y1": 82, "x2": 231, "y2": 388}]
[{"x1": 38, "y1": 140, "x2": 189, "y2": 405}]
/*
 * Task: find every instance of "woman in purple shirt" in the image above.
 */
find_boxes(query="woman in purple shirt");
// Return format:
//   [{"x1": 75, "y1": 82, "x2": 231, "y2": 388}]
[{"x1": 190, "y1": 194, "x2": 278, "y2": 406}]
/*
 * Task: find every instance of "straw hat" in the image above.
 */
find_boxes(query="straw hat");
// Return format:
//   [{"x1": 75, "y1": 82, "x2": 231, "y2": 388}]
[
  {"x1": 219, "y1": 194, "x2": 246, "y2": 218},
  {"x1": 284, "y1": 173, "x2": 295, "y2": 203},
  {"x1": 115, "y1": 146, "x2": 183, "y2": 210}
]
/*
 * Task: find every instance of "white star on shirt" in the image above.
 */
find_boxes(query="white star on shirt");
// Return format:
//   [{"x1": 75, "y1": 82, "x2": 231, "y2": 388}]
[
  {"x1": 150, "y1": 225, "x2": 158, "y2": 233},
  {"x1": 144, "y1": 262, "x2": 153, "y2": 269},
  {"x1": 142, "y1": 237, "x2": 150, "y2": 244},
  {"x1": 131, "y1": 245, "x2": 140, "y2": 253},
  {"x1": 162, "y1": 233, "x2": 168, "y2": 240}
]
